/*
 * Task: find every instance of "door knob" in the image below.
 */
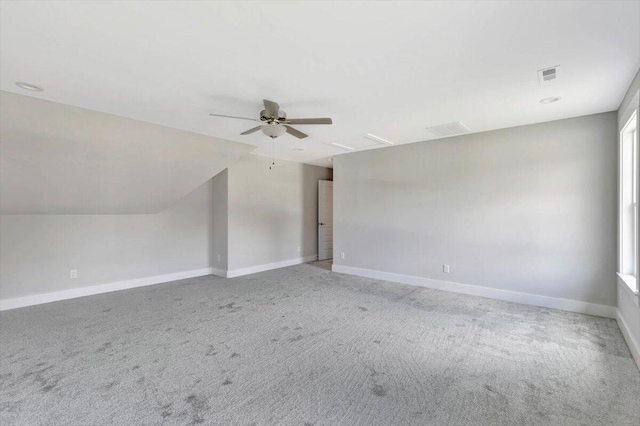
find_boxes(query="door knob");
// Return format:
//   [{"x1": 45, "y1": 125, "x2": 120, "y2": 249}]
[{"x1": 319, "y1": 223, "x2": 325, "y2": 226}]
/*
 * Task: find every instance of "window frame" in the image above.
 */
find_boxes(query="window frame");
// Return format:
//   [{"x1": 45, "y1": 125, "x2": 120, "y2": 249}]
[{"x1": 619, "y1": 109, "x2": 639, "y2": 293}]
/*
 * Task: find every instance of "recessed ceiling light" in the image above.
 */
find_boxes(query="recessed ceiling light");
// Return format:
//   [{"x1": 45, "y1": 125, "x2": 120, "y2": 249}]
[
  {"x1": 293, "y1": 148, "x2": 303, "y2": 151},
  {"x1": 540, "y1": 96, "x2": 561, "y2": 104},
  {"x1": 363, "y1": 134, "x2": 394, "y2": 145},
  {"x1": 15, "y1": 82, "x2": 44, "y2": 92},
  {"x1": 330, "y1": 143, "x2": 355, "y2": 151}
]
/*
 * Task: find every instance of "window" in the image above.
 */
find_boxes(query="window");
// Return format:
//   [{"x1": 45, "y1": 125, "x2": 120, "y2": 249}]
[{"x1": 620, "y1": 110, "x2": 638, "y2": 291}]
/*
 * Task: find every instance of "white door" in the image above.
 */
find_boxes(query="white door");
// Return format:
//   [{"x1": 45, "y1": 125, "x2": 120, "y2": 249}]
[{"x1": 318, "y1": 180, "x2": 334, "y2": 261}]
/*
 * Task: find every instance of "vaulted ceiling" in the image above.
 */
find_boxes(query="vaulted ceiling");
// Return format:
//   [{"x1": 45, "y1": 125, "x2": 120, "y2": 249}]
[
  {"x1": 1, "y1": 1, "x2": 639, "y2": 166},
  {"x1": 0, "y1": 92, "x2": 253, "y2": 214}
]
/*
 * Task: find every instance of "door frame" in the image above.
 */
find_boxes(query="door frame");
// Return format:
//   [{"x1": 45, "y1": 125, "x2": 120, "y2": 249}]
[{"x1": 318, "y1": 180, "x2": 333, "y2": 261}]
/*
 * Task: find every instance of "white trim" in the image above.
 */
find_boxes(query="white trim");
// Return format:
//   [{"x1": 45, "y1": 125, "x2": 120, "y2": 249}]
[
  {"x1": 0, "y1": 258, "x2": 320, "y2": 310},
  {"x1": 226, "y1": 255, "x2": 317, "y2": 278},
  {"x1": 332, "y1": 264, "x2": 616, "y2": 318},
  {"x1": 616, "y1": 308, "x2": 640, "y2": 371},
  {"x1": 619, "y1": 109, "x2": 639, "y2": 277},
  {"x1": 210, "y1": 267, "x2": 228, "y2": 278},
  {"x1": 0, "y1": 268, "x2": 215, "y2": 311},
  {"x1": 618, "y1": 273, "x2": 640, "y2": 306}
]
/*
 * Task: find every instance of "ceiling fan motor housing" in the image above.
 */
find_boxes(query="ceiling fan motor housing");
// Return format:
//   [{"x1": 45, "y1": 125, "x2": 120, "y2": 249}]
[{"x1": 260, "y1": 109, "x2": 286, "y2": 122}]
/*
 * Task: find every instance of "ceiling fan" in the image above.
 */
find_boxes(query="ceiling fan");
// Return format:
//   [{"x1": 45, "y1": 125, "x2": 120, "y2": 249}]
[{"x1": 210, "y1": 99, "x2": 332, "y2": 139}]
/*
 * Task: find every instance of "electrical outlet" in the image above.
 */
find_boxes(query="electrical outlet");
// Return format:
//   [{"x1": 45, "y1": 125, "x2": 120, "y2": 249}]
[
  {"x1": 443, "y1": 264, "x2": 450, "y2": 274},
  {"x1": 217, "y1": 254, "x2": 221, "y2": 262},
  {"x1": 297, "y1": 246, "x2": 301, "y2": 252},
  {"x1": 341, "y1": 252, "x2": 345, "y2": 260},
  {"x1": 70, "y1": 269, "x2": 78, "y2": 279}
]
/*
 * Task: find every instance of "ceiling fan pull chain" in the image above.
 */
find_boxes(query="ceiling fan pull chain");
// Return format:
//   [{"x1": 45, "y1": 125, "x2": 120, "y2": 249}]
[{"x1": 269, "y1": 139, "x2": 274, "y2": 170}]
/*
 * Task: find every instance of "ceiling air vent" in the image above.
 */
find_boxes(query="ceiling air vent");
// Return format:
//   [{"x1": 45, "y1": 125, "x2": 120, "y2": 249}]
[
  {"x1": 426, "y1": 122, "x2": 470, "y2": 138},
  {"x1": 538, "y1": 65, "x2": 560, "y2": 83}
]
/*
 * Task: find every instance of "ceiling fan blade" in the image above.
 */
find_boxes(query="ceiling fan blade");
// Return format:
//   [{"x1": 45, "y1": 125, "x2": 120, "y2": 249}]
[
  {"x1": 209, "y1": 113, "x2": 260, "y2": 122},
  {"x1": 284, "y1": 118, "x2": 333, "y2": 125},
  {"x1": 284, "y1": 125, "x2": 308, "y2": 139},
  {"x1": 240, "y1": 126, "x2": 263, "y2": 135},
  {"x1": 263, "y1": 99, "x2": 280, "y2": 118}
]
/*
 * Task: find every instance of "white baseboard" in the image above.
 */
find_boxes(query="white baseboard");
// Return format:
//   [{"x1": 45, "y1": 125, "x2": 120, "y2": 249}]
[
  {"x1": 210, "y1": 267, "x2": 228, "y2": 278},
  {"x1": 226, "y1": 255, "x2": 318, "y2": 278},
  {"x1": 0, "y1": 268, "x2": 215, "y2": 311},
  {"x1": 0, "y1": 257, "x2": 320, "y2": 311},
  {"x1": 617, "y1": 309, "x2": 640, "y2": 371},
  {"x1": 332, "y1": 264, "x2": 616, "y2": 319}
]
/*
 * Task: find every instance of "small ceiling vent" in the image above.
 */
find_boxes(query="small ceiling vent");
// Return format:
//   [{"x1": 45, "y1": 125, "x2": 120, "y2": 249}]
[
  {"x1": 538, "y1": 65, "x2": 560, "y2": 83},
  {"x1": 426, "y1": 122, "x2": 470, "y2": 138}
]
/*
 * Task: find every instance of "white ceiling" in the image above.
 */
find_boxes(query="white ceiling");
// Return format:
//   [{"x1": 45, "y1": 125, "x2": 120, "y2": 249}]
[{"x1": 1, "y1": 1, "x2": 639, "y2": 168}]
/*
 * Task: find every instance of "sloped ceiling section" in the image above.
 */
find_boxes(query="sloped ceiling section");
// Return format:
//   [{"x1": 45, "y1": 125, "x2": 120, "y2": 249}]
[{"x1": 0, "y1": 92, "x2": 254, "y2": 214}]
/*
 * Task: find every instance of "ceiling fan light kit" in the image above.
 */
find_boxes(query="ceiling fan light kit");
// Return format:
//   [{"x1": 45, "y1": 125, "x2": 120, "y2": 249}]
[
  {"x1": 210, "y1": 99, "x2": 333, "y2": 140},
  {"x1": 261, "y1": 123, "x2": 287, "y2": 138}
]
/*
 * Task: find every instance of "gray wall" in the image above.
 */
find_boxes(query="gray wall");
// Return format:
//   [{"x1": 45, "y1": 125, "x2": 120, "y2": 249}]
[
  {"x1": 0, "y1": 155, "x2": 334, "y2": 302},
  {"x1": 227, "y1": 154, "x2": 332, "y2": 271},
  {"x1": 211, "y1": 169, "x2": 229, "y2": 271},
  {"x1": 334, "y1": 112, "x2": 617, "y2": 306},
  {"x1": 0, "y1": 180, "x2": 214, "y2": 300}
]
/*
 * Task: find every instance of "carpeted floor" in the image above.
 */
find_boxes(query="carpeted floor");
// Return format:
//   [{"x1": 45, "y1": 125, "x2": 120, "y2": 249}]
[{"x1": 1, "y1": 261, "x2": 639, "y2": 426}]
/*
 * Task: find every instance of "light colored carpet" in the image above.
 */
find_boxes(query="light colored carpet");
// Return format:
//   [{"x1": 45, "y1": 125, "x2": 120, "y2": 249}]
[{"x1": 1, "y1": 260, "x2": 639, "y2": 426}]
